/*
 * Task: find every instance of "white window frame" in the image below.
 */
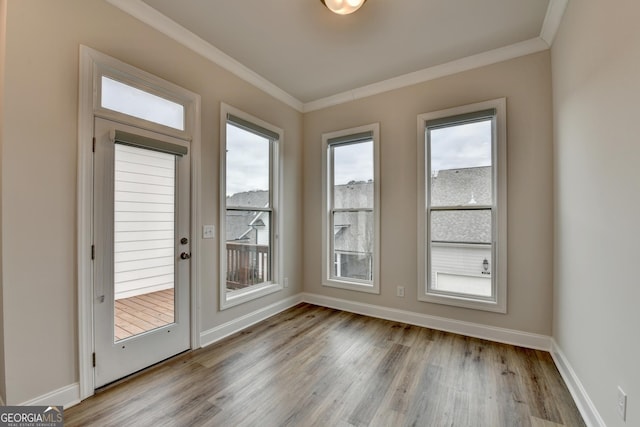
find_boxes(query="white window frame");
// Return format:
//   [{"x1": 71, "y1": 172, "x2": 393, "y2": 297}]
[
  {"x1": 322, "y1": 123, "x2": 380, "y2": 294},
  {"x1": 417, "y1": 98, "x2": 507, "y2": 313},
  {"x1": 77, "y1": 46, "x2": 201, "y2": 399},
  {"x1": 219, "y1": 103, "x2": 283, "y2": 309}
]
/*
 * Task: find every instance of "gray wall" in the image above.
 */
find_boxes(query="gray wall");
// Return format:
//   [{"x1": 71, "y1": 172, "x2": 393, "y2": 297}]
[
  {"x1": 1, "y1": 0, "x2": 303, "y2": 404},
  {"x1": 304, "y1": 51, "x2": 554, "y2": 335},
  {"x1": 552, "y1": 0, "x2": 640, "y2": 425}
]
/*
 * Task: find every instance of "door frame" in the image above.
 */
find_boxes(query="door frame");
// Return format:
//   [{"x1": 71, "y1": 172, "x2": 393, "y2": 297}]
[{"x1": 77, "y1": 46, "x2": 202, "y2": 400}]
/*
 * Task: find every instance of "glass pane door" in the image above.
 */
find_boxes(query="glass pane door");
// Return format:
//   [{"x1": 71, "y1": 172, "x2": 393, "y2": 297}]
[{"x1": 113, "y1": 144, "x2": 176, "y2": 341}]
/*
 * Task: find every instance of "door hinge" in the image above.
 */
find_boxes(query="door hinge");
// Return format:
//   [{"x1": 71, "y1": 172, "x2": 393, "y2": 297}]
[
  {"x1": 92, "y1": 352, "x2": 96, "y2": 367},
  {"x1": 91, "y1": 245, "x2": 95, "y2": 260},
  {"x1": 92, "y1": 137, "x2": 96, "y2": 153}
]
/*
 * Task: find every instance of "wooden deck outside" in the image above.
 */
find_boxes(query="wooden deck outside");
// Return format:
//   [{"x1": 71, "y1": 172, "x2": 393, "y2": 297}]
[
  {"x1": 226, "y1": 242, "x2": 269, "y2": 290},
  {"x1": 114, "y1": 289, "x2": 174, "y2": 341}
]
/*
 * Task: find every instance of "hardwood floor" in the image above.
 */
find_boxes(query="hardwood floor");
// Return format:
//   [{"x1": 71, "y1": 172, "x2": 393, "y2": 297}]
[
  {"x1": 65, "y1": 304, "x2": 584, "y2": 427},
  {"x1": 114, "y1": 289, "x2": 174, "y2": 341}
]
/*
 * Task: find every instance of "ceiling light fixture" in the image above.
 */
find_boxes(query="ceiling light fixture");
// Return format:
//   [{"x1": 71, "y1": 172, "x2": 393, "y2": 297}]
[{"x1": 321, "y1": 0, "x2": 367, "y2": 15}]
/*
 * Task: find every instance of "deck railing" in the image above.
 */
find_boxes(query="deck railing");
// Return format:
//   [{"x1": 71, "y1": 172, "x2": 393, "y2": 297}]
[{"x1": 226, "y1": 242, "x2": 269, "y2": 290}]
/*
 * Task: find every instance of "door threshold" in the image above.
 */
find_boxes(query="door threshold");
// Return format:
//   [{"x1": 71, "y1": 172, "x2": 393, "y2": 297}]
[{"x1": 94, "y1": 349, "x2": 192, "y2": 394}]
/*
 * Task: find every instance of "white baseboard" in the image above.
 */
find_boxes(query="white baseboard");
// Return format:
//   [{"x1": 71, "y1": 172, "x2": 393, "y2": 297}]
[
  {"x1": 550, "y1": 340, "x2": 605, "y2": 427},
  {"x1": 19, "y1": 383, "x2": 80, "y2": 409},
  {"x1": 200, "y1": 293, "x2": 304, "y2": 348},
  {"x1": 301, "y1": 292, "x2": 552, "y2": 351}
]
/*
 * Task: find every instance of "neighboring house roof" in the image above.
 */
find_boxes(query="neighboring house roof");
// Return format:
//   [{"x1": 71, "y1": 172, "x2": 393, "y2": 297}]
[
  {"x1": 226, "y1": 191, "x2": 269, "y2": 243},
  {"x1": 431, "y1": 166, "x2": 491, "y2": 206},
  {"x1": 333, "y1": 181, "x2": 373, "y2": 210},
  {"x1": 431, "y1": 166, "x2": 492, "y2": 244},
  {"x1": 331, "y1": 167, "x2": 492, "y2": 252},
  {"x1": 227, "y1": 190, "x2": 269, "y2": 209},
  {"x1": 225, "y1": 167, "x2": 492, "y2": 248},
  {"x1": 430, "y1": 209, "x2": 491, "y2": 243},
  {"x1": 333, "y1": 182, "x2": 374, "y2": 254},
  {"x1": 226, "y1": 210, "x2": 256, "y2": 243},
  {"x1": 334, "y1": 211, "x2": 373, "y2": 254}
]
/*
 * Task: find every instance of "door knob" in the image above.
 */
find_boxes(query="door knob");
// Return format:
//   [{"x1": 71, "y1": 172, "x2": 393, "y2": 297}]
[{"x1": 180, "y1": 252, "x2": 191, "y2": 260}]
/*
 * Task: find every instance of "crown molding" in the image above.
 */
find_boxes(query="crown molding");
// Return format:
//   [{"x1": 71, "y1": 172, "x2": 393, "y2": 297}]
[
  {"x1": 303, "y1": 37, "x2": 549, "y2": 112},
  {"x1": 105, "y1": 0, "x2": 304, "y2": 112},
  {"x1": 540, "y1": 0, "x2": 569, "y2": 46},
  {"x1": 107, "y1": 0, "x2": 564, "y2": 114}
]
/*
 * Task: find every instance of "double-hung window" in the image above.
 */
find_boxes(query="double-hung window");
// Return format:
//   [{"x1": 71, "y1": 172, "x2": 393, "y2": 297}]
[
  {"x1": 322, "y1": 124, "x2": 380, "y2": 294},
  {"x1": 417, "y1": 99, "x2": 507, "y2": 312},
  {"x1": 220, "y1": 104, "x2": 282, "y2": 309}
]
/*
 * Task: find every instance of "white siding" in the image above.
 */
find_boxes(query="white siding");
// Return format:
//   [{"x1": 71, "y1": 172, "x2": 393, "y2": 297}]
[
  {"x1": 431, "y1": 243, "x2": 491, "y2": 296},
  {"x1": 114, "y1": 144, "x2": 175, "y2": 300}
]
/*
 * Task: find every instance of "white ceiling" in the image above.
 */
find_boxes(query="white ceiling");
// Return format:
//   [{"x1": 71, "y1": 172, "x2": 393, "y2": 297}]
[{"x1": 113, "y1": 0, "x2": 561, "y2": 110}]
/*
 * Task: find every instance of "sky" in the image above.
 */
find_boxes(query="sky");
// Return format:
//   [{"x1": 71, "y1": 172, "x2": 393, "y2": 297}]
[
  {"x1": 333, "y1": 140, "x2": 373, "y2": 185},
  {"x1": 101, "y1": 76, "x2": 185, "y2": 131},
  {"x1": 430, "y1": 120, "x2": 492, "y2": 173},
  {"x1": 224, "y1": 120, "x2": 492, "y2": 196},
  {"x1": 226, "y1": 123, "x2": 270, "y2": 196}
]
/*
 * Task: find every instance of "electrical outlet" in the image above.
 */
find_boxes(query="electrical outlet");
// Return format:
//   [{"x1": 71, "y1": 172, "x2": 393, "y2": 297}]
[
  {"x1": 284, "y1": 277, "x2": 289, "y2": 288},
  {"x1": 397, "y1": 286, "x2": 405, "y2": 297},
  {"x1": 617, "y1": 386, "x2": 627, "y2": 421}
]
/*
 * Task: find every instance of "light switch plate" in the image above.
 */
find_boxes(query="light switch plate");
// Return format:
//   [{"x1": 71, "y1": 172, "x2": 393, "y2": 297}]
[{"x1": 202, "y1": 225, "x2": 215, "y2": 239}]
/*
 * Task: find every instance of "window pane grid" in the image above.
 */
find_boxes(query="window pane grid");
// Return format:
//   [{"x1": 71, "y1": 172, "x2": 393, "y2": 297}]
[
  {"x1": 426, "y1": 115, "x2": 495, "y2": 301},
  {"x1": 328, "y1": 138, "x2": 375, "y2": 285},
  {"x1": 224, "y1": 117, "x2": 274, "y2": 295}
]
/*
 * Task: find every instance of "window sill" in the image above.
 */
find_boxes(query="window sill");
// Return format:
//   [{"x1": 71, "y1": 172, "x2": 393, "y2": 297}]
[
  {"x1": 322, "y1": 279, "x2": 380, "y2": 294},
  {"x1": 419, "y1": 292, "x2": 506, "y2": 313},
  {"x1": 220, "y1": 282, "x2": 283, "y2": 310}
]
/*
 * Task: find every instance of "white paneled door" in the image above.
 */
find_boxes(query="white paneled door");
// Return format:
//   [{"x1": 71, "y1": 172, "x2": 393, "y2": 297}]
[{"x1": 93, "y1": 118, "x2": 190, "y2": 388}]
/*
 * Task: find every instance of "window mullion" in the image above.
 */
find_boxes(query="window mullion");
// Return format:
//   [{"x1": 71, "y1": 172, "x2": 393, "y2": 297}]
[
  {"x1": 226, "y1": 207, "x2": 272, "y2": 212},
  {"x1": 332, "y1": 208, "x2": 374, "y2": 213},
  {"x1": 430, "y1": 205, "x2": 492, "y2": 212}
]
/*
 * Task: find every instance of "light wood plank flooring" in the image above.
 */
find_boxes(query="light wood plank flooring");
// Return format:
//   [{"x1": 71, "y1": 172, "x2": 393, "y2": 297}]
[
  {"x1": 114, "y1": 289, "x2": 174, "y2": 341},
  {"x1": 66, "y1": 304, "x2": 584, "y2": 427}
]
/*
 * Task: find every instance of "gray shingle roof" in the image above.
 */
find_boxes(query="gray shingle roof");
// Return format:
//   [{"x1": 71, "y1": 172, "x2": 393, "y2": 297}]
[
  {"x1": 431, "y1": 166, "x2": 492, "y2": 243},
  {"x1": 225, "y1": 190, "x2": 269, "y2": 242},
  {"x1": 225, "y1": 166, "x2": 492, "y2": 247},
  {"x1": 431, "y1": 166, "x2": 491, "y2": 206},
  {"x1": 430, "y1": 210, "x2": 491, "y2": 243},
  {"x1": 334, "y1": 181, "x2": 373, "y2": 209},
  {"x1": 227, "y1": 190, "x2": 269, "y2": 208}
]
